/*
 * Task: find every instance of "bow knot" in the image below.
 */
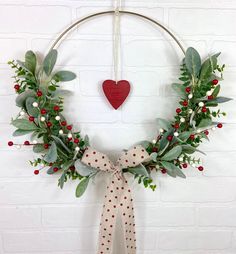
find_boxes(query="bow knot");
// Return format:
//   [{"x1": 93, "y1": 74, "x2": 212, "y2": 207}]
[{"x1": 81, "y1": 145, "x2": 149, "y2": 254}]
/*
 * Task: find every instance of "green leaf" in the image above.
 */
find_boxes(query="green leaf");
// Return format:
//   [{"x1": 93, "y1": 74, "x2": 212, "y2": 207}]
[
  {"x1": 161, "y1": 146, "x2": 182, "y2": 161},
  {"x1": 138, "y1": 141, "x2": 150, "y2": 149},
  {"x1": 12, "y1": 119, "x2": 38, "y2": 131},
  {"x1": 51, "y1": 135, "x2": 71, "y2": 154},
  {"x1": 74, "y1": 160, "x2": 97, "y2": 176},
  {"x1": 171, "y1": 83, "x2": 186, "y2": 97},
  {"x1": 33, "y1": 144, "x2": 46, "y2": 153},
  {"x1": 43, "y1": 49, "x2": 58, "y2": 76},
  {"x1": 47, "y1": 166, "x2": 55, "y2": 175},
  {"x1": 76, "y1": 177, "x2": 90, "y2": 198},
  {"x1": 25, "y1": 51, "x2": 37, "y2": 74},
  {"x1": 212, "y1": 85, "x2": 220, "y2": 98},
  {"x1": 62, "y1": 161, "x2": 74, "y2": 171},
  {"x1": 25, "y1": 97, "x2": 38, "y2": 117},
  {"x1": 84, "y1": 135, "x2": 90, "y2": 146},
  {"x1": 215, "y1": 97, "x2": 233, "y2": 103},
  {"x1": 53, "y1": 71, "x2": 76, "y2": 82},
  {"x1": 128, "y1": 164, "x2": 149, "y2": 177},
  {"x1": 150, "y1": 152, "x2": 157, "y2": 162},
  {"x1": 13, "y1": 129, "x2": 33, "y2": 136},
  {"x1": 15, "y1": 90, "x2": 35, "y2": 107},
  {"x1": 199, "y1": 53, "x2": 220, "y2": 81},
  {"x1": 198, "y1": 118, "x2": 212, "y2": 128},
  {"x1": 161, "y1": 161, "x2": 186, "y2": 178},
  {"x1": 156, "y1": 118, "x2": 171, "y2": 131},
  {"x1": 178, "y1": 131, "x2": 192, "y2": 142},
  {"x1": 182, "y1": 144, "x2": 206, "y2": 155},
  {"x1": 44, "y1": 142, "x2": 57, "y2": 163},
  {"x1": 59, "y1": 172, "x2": 66, "y2": 189},
  {"x1": 185, "y1": 47, "x2": 201, "y2": 77}
]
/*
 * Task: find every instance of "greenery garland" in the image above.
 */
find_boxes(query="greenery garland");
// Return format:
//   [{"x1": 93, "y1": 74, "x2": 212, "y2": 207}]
[{"x1": 8, "y1": 47, "x2": 232, "y2": 197}]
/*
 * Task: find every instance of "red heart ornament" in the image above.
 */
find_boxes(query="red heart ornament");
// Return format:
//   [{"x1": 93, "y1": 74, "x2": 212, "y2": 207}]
[{"x1": 102, "y1": 80, "x2": 131, "y2": 110}]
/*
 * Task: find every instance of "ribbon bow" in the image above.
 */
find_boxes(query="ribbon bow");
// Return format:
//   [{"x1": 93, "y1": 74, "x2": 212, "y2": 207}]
[{"x1": 81, "y1": 145, "x2": 150, "y2": 254}]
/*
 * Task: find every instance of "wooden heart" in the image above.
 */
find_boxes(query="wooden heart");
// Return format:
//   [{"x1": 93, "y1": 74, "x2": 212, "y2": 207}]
[{"x1": 102, "y1": 80, "x2": 131, "y2": 110}]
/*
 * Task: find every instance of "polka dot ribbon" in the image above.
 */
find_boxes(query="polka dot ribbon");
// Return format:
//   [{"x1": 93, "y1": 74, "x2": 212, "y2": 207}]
[{"x1": 81, "y1": 145, "x2": 150, "y2": 254}]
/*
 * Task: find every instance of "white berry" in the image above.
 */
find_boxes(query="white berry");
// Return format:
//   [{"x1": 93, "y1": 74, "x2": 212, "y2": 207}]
[
  {"x1": 16, "y1": 145, "x2": 21, "y2": 149},
  {"x1": 180, "y1": 117, "x2": 185, "y2": 123},
  {"x1": 212, "y1": 127, "x2": 216, "y2": 131},
  {"x1": 32, "y1": 102, "x2": 38, "y2": 107},
  {"x1": 174, "y1": 132, "x2": 179, "y2": 137},
  {"x1": 188, "y1": 94, "x2": 193, "y2": 99},
  {"x1": 198, "y1": 102, "x2": 204, "y2": 107},
  {"x1": 197, "y1": 129, "x2": 201, "y2": 133},
  {"x1": 32, "y1": 140, "x2": 37, "y2": 144},
  {"x1": 19, "y1": 111, "x2": 25, "y2": 116},
  {"x1": 179, "y1": 157, "x2": 183, "y2": 162},
  {"x1": 40, "y1": 116, "x2": 46, "y2": 122},
  {"x1": 59, "y1": 130, "x2": 64, "y2": 135},
  {"x1": 152, "y1": 139, "x2": 156, "y2": 144},
  {"x1": 192, "y1": 163, "x2": 196, "y2": 167},
  {"x1": 188, "y1": 109, "x2": 193, "y2": 114},
  {"x1": 75, "y1": 147, "x2": 80, "y2": 152},
  {"x1": 206, "y1": 91, "x2": 212, "y2": 96},
  {"x1": 55, "y1": 116, "x2": 61, "y2": 121},
  {"x1": 67, "y1": 133, "x2": 73, "y2": 138},
  {"x1": 159, "y1": 128, "x2": 164, "y2": 133}
]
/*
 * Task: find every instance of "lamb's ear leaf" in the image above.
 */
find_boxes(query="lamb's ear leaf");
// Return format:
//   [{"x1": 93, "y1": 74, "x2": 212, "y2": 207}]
[
  {"x1": 76, "y1": 177, "x2": 90, "y2": 198},
  {"x1": 43, "y1": 49, "x2": 58, "y2": 76},
  {"x1": 199, "y1": 53, "x2": 220, "y2": 81},
  {"x1": 44, "y1": 142, "x2": 57, "y2": 163},
  {"x1": 53, "y1": 71, "x2": 76, "y2": 82},
  {"x1": 185, "y1": 47, "x2": 201, "y2": 78},
  {"x1": 161, "y1": 146, "x2": 182, "y2": 161},
  {"x1": 156, "y1": 118, "x2": 171, "y2": 131},
  {"x1": 13, "y1": 129, "x2": 33, "y2": 136},
  {"x1": 11, "y1": 119, "x2": 38, "y2": 131},
  {"x1": 25, "y1": 97, "x2": 38, "y2": 117},
  {"x1": 74, "y1": 160, "x2": 97, "y2": 177},
  {"x1": 128, "y1": 164, "x2": 149, "y2": 177},
  {"x1": 25, "y1": 50, "x2": 37, "y2": 74}
]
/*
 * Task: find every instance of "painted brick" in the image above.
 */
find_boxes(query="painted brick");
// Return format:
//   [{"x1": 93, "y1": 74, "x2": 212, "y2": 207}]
[
  {"x1": 0, "y1": 207, "x2": 41, "y2": 229},
  {"x1": 160, "y1": 178, "x2": 236, "y2": 202},
  {"x1": 135, "y1": 206, "x2": 195, "y2": 226},
  {"x1": 169, "y1": 8, "x2": 236, "y2": 36},
  {"x1": 199, "y1": 207, "x2": 236, "y2": 226},
  {"x1": 158, "y1": 230, "x2": 232, "y2": 250},
  {"x1": 2, "y1": 230, "x2": 97, "y2": 252},
  {"x1": 0, "y1": 5, "x2": 71, "y2": 34}
]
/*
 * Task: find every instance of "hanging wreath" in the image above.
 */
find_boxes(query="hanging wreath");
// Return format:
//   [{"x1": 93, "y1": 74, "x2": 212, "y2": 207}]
[
  {"x1": 7, "y1": 9, "x2": 233, "y2": 253},
  {"x1": 8, "y1": 47, "x2": 231, "y2": 195}
]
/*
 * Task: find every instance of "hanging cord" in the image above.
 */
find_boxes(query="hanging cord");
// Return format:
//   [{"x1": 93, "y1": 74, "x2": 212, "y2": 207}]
[{"x1": 113, "y1": 0, "x2": 122, "y2": 82}]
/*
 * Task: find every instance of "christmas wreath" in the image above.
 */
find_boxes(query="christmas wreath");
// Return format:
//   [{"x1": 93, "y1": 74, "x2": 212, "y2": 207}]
[{"x1": 8, "y1": 47, "x2": 231, "y2": 197}]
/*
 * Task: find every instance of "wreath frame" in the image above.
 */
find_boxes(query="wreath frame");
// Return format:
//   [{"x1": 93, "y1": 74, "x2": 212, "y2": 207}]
[{"x1": 7, "y1": 11, "x2": 232, "y2": 197}]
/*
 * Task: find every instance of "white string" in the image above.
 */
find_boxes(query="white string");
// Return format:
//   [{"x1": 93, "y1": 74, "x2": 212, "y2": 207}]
[{"x1": 113, "y1": 0, "x2": 122, "y2": 82}]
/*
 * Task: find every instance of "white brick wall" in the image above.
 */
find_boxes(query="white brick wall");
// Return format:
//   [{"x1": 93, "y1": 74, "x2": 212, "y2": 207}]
[{"x1": 0, "y1": 1, "x2": 236, "y2": 254}]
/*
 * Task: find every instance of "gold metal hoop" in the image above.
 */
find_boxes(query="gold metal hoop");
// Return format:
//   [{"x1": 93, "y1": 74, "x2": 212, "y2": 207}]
[{"x1": 50, "y1": 10, "x2": 186, "y2": 55}]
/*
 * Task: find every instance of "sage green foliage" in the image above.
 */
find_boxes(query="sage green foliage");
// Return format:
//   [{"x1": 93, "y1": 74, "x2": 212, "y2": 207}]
[
  {"x1": 138, "y1": 47, "x2": 230, "y2": 185},
  {"x1": 9, "y1": 47, "x2": 231, "y2": 198}
]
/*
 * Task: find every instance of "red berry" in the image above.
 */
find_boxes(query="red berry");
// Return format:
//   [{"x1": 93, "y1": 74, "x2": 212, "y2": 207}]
[
  {"x1": 185, "y1": 87, "x2": 191, "y2": 93},
  {"x1": 190, "y1": 134, "x2": 195, "y2": 140},
  {"x1": 8, "y1": 141, "x2": 14, "y2": 146},
  {"x1": 14, "y1": 84, "x2": 20, "y2": 90},
  {"x1": 53, "y1": 105, "x2": 60, "y2": 111},
  {"x1": 176, "y1": 108, "x2": 181, "y2": 114},
  {"x1": 217, "y1": 123, "x2": 223, "y2": 128},
  {"x1": 167, "y1": 135, "x2": 173, "y2": 142},
  {"x1": 182, "y1": 163, "x2": 188, "y2": 169},
  {"x1": 74, "y1": 138, "x2": 79, "y2": 144},
  {"x1": 29, "y1": 116, "x2": 35, "y2": 122},
  {"x1": 34, "y1": 170, "x2": 39, "y2": 175},
  {"x1": 182, "y1": 100, "x2": 188, "y2": 107},
  {"x1": 24, "y1": 141, "x2": 30, "y2": 145},
  {"x1": 61, "y1": 121, "x2": 67, "y2": 126},
  {"x1": 49, "y1": 163, "x2": 53, "y2": 166},
  {"x1": 152, "y1": 147, "x2": 158, "y2": 152},
  {"x1": 37, "y1": 90, "x2": 43, "y2": 97},
  {"x1": 161, "y1": 168, "x2": 167, "y2": 174},
  {"x1": 67, "y1": 125, "x2": 72, "y2": 131},
  {"x1": 198, "y1": 166, "x2": 204, "y2": 171},
  {"x1": 44, "y1": 144, "x2": 49, "y2": 149},
  {"x1": 202, "y1": 106, "x2": 207, "y2": 113},
  {"x1": 208, "y1": 95, "x2": 213, "y2": 100},
  {"x1": 174, "y1": 123, "x2": 180, "y2": 129},
  {"x1": 53, "y1": 167, "x2": 59, "y2": 172},
  {"x1": 40, "y1": 108, "x2": 47, "y2": 115},
  {"x1": 212, "y1": 79, "x2": 218, "y2": 85},
  {"x1": 70, "y1": 165, "x2": 75, "y2": 171},
  {"x1": 204, "y1": 130, "x2": 209, "y2": 136},
  {"x1": 47, "y1": 122, "x2": 52, "y2": 128},
  {"x1": 67, "y1": 137, "x2": 72, "y2": 142}
]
